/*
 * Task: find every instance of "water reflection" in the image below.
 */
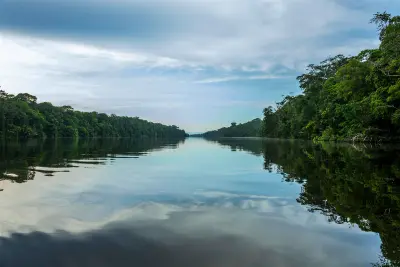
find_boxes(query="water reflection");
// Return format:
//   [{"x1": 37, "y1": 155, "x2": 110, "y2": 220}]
[
  {"x1": 214, "y1": 138, "x2": 400, "y2": 266},
  {"x1": 0, "y1": 138, "x2": 185, "y2": 186},
  {"x1": 0, "y1": 203, "x2": 375, "y2": 267},
  {"x1": 0, "y1": 138, "x2": 396, "y2": 266}
]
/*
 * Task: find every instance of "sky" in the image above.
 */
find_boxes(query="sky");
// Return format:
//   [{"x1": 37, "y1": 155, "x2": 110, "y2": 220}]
[{"x1": 0, "y1": 0, "x2": 399, "y2": 132}]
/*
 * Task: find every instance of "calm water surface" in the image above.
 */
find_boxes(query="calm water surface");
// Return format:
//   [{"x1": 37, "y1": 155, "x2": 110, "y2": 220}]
[{"x1": 0, "y1": 138, "x2": 399, "y2": 267}]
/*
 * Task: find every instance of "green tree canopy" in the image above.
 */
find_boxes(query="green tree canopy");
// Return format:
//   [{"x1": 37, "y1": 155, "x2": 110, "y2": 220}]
[
  {"x1": 0, "y1": 91, "x2": 187, "y2": 140},
  {"x1": 261, "y1": 12, "x2": 400, "y2": 142}
]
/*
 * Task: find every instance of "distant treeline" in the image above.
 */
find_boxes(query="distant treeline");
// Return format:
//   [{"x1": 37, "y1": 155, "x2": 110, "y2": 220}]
[
  {"x1": 193, "y1": 119, "x2": 262, "y2": 138},
  {"x1": 0, "y1": 91, "x2": 187, "y2": 139},
  {"x1": 261, "y1": 12, "x2": 400, "y2": 142}
]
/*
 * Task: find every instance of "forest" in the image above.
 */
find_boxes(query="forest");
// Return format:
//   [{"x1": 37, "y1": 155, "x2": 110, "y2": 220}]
[
  {"x1": 0, "y1": 90, "x2": 187, "y2": 139},
  {"x1": 194, "y1": 118, "x2": 262, "y2": 138},
  {"x1": 261, "y1": 12, "x2": 400, "y2": 142}
]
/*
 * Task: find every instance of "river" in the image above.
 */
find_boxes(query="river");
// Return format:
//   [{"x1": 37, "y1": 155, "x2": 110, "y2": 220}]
[{"x1": 0, "y1": 138, "x2": 398, "y2": 267}]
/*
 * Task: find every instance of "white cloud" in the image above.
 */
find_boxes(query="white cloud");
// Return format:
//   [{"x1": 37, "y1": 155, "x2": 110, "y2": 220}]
[
  {"x1": 0, "y1": 0, "x2": 383, "y2": 72},
  {"x1": 194, "y1": 74, "x2": 289, "y2": 84},
  {"x1": 0, "y1": 0, "x2": 397, "y2": 130},
  {"x1": 124, "y1": 0, "x2": 377, "y2": 70},
  {"x1": 0, "y1": 34, "x2": 274, "y2": 131}
]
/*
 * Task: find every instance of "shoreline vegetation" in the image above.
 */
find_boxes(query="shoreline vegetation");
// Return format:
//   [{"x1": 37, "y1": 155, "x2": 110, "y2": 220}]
[
  {"x1": 194, "y1": 12, "x2": 400, "y2": 143},
  {"x1": 0, "y1": 90, "x2": 187, "y2": 140},
  {"x1": 191, "y1": 119, "x2": 262, "y2": 139}
]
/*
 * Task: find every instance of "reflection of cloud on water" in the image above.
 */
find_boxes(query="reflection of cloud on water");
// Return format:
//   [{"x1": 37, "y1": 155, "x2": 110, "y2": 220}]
[
  {"x1": 0, "y1": 163, "x2": 382, "y2": 267},
  {"x1": 194, "y1": 190, "x2": 285, "y2": 199},
  {"x1": 0, "y1": 223, "x2": 352, "y2": 267},
  {"x1": 0, "y1": 187, "x2": 378, "y2": 236},
  {"x1": 0, "y1": 200, "x2": 379, "y2": 267}
]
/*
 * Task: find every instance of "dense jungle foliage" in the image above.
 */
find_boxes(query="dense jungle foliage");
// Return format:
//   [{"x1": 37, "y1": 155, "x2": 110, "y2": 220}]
[
  {"x1": 0, "y1": 90, "x2": 187, "y2": 139},
  {"x1": 195, "y1": 119, "x2": 262, "y2": 138},
  {"x1": 261, "y1": 12, "x2": 400, "y2": 142}
]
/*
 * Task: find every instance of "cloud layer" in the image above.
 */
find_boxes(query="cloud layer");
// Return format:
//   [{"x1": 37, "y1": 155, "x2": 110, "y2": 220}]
[{"x1": 0, "y1": 0, "x2": 399, "y2": 131}]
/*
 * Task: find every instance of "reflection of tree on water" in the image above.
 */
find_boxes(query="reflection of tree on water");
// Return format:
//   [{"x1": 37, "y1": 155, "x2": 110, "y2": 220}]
[
  {"x1": 213, "y1": 138, "x2": 400, "y2": 266},
  {"x1": 206, "y1": 138, "x2": 265, "y2": 156},
  {"x1": 0, "y1": 139, "x2": 39, "y2": 185},
  {"x1": 0, "y1": 138, "x2": 184, "y2": 188}
]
